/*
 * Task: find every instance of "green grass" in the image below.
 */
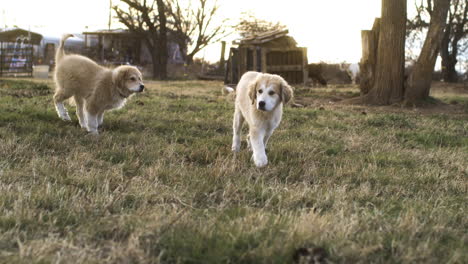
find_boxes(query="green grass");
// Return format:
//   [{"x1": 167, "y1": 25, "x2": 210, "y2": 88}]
[{"x1": 0, "y1": 79, "x2": 467, "y2": 263}]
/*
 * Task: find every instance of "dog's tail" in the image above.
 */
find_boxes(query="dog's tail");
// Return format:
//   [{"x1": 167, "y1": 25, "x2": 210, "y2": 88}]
[
  {"x1": 222, "y1": 86, "x2": 235, "y2": 95},
  {"x1": 55, "y1": 34, "x2": 74, "y2": 63}
]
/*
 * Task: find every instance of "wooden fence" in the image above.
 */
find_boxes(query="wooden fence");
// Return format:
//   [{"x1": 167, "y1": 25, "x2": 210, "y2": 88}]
[{"x1": 0, "y1": 44, "x2": 34, "y2": 77}]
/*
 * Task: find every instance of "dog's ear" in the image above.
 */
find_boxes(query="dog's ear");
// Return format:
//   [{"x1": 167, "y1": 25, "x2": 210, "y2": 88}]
[
  {"x1": 112, "y1": 67, "x2": 128, "y2": 88},
  {"x1": 280, "y1": 79, "x2": 293, "y2": 104},
  {"x1": 248, "y1": 79, "x2": 258, "y2": 105}
]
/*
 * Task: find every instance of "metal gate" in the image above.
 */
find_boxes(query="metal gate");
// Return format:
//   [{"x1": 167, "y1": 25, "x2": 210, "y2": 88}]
[{"x1": 0, "y1": 40, "x2": 34, "y2": 77}]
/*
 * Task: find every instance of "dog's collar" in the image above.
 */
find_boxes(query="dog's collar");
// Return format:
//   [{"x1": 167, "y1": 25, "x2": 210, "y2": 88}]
[
  {"x1": 117, "y1": 89, "x2": 128, "y2": 99},
  {"x1": 112, "y1": 79, "x2": 128, "y2": 99}
]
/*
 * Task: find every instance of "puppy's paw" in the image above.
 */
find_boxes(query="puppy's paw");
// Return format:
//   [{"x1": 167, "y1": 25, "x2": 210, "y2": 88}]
[
  {"x1": 61, "y1": 115, "x2": 71, "y2": 121},
  {"x1": 232, "y1": 144, "x2": 241, "y2": 152},
  {"x1": 87, "y1": 130, "x2": 99, "y2": 136},
  {"x1": 253, "y1": 155, "x2": 268, "y2": 167}
]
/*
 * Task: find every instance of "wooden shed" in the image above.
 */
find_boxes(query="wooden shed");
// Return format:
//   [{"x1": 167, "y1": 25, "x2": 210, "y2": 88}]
[
  {"x1": 0, "y1": 28, "x2": 43, "y2": 77},
  {"x1": 225, "y1": 29, "x2": 308, "y2": 86}
]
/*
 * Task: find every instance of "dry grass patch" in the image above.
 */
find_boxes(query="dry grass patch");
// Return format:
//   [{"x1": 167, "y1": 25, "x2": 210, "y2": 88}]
[{"x1": 0, "y1": 78, "x2": 467, "y2": 263}]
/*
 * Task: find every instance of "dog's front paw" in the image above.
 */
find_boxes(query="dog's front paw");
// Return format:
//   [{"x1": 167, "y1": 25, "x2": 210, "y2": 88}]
[
  {"x1": 86, "y1": 129, "x2": 99, "y2": 136},
  {"x1": 232, "y1": 144, "x2": 240, "y2": 152},
  {"x1": 253, "y1": 155, "x2": 268, "y2": 167},
  {"x1": 61, "y1": 115, "x2": 71, "y2": 121}
]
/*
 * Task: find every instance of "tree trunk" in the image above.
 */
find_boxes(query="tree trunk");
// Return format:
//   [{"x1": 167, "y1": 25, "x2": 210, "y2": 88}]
[
  {"x1": 157, "y1": 0, "x2": 168, "y2": 80},
  {"x1": 440, "y1": 23, "x2": 459, "y2": 83},
  {"x1": 441, "y1": 56, "x2": 458, "y2": 82},
  {"x1": 220, "y1": 41, "x2": 226, "y2": 70},
  {"x1": 151, "y1": 51, "x2": 160, "y2": 80},
  {"x1": 405, "y1": 0, "x2": 451, "y2": 104},
  {"x1": 364, "y1": 0, "x2": 407, "y2": 105},
  {"x1": 185, "y1": 54, "x2": 194, "y2": 65},
  {"x1": 359, "y1": 18, "x2": 380, "y2": 95}
]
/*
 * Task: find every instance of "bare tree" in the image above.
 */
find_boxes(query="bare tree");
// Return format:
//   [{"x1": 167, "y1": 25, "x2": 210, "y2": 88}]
[
  {"x1": 234, "y1": 12, "x2": 287, "y2": 38},
  {"x1": 352, "y1": 0, "x2": 452, "y2": 105},
  {"x1": 408, "y1": 0, "x2": 468, "y2": 82},
  {"x1": 167, "y1": 0, "x2": 229, "y2": 64},
  {"x1": 405, "y1": 0, "x2": 451, "y2": 104},
  {"x1": 114, "y1": 0, "x2": 169, "y2": 79},
  {"x1": 441, "y1": 0, "x2": 467, "y2": 82},
  {"x1": 361, "y1": 0, "x2": 407, "y2": 105}
]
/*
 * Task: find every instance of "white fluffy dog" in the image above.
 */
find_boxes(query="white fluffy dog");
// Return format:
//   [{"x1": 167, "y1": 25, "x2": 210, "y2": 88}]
[
  {"x1": 230, "y1": 71, "x2": 293, "y2": 167},
  {"x1": 53, "y1": 34, "x2": 144, "y2": 135}
]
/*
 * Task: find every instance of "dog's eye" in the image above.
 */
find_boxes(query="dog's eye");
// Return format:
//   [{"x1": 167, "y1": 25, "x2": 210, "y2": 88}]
[
  {"x1": 130, "y1": 77, "x2": 136, "y2": 81},
  {"x1": 268, "y1": 91, "x2": 275, "y2": 95},
  {"x1": 258, "y1": 89, "x2": 263, "y2": 94}
]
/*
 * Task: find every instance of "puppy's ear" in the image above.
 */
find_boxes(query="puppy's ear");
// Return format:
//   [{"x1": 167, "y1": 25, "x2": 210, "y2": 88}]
[
  {"x1": 248, "y1": 79, "x2": 258, "y2": 105},
  {"x1": 112, "y1": 67, "x2": 127, "y2": 88},
  {"x1": 112, "y1": 68, "x2": 121, "y2": 87},
  {"x1": 280, "y1": 79, "x2": 293, "y2": 104}
]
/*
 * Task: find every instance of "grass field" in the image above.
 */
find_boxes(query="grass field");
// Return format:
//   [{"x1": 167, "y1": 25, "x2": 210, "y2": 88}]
[{"x1": 0, "y1": 78, "x2": 467, "y2": 263}]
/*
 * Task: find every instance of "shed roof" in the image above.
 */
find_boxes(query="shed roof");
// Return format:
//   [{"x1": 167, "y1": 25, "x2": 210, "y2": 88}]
[
  {"x1": 83, "y1": 29, "x2": 139, "y2": 37},
  {"x1": 233, "y1": 29, "x2": 291, "y2": 45},
  {"x1": 0, "y1": 28, "x2": 43, "y2": 45}
]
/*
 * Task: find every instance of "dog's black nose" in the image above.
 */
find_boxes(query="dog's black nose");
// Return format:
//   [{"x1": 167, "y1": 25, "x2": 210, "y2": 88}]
[
  {"x1": 258, "y1": 101, "x2": 266, "y2": 109},
  {"x1": 139, "y1": 84, "x2": 145, "y2": 92}
]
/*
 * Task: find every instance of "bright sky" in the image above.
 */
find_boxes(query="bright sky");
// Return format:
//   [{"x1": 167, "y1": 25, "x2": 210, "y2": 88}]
[{"x1": 1, "y1": 0, "x2": 384, "y2": 63}]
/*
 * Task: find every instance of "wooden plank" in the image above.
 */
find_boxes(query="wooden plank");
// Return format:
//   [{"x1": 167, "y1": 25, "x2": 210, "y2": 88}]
[
  {"x1": 236, "y1": 29, "x2": 289, "y2": 45},
  {"x1": 261, "y1": 47, "x2": 304, "y2": 52},
  {"x1": 238, "y1": 48, "x2": 244, "y2": 77},
  {"x1": 0, "y1": 42, "x2": 3, "y2": 77},
  {"x1": 252, "y1": 47, "x2": 257, "y2": 72},
  {"x1": 229, "y1": 48, "x2": 235, "y2": 83},
  {"x1": 242, "y1": 48, "x2": 248, "y2": 75},
  {"x1": 267, "y1": 65, "x2": 303, "y2": 71},
  {"x1": 261, "y1": 48, "x2": 267, "y2": 73}
]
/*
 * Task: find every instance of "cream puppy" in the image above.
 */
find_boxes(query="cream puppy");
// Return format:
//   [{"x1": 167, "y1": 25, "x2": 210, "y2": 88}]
[
  {"x1": 53, "y1": 34, "x2": 144, "y2": 135},
  {"x1": 230, "y1": 71, "x2": 293, "y2": 167}
]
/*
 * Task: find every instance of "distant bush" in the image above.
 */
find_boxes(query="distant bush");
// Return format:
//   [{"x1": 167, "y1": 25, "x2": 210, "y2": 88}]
[{"x1": 321, "y1": 63, "x2": 352, "y2": 85}]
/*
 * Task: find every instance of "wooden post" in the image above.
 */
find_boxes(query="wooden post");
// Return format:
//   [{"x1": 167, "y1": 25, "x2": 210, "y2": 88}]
[
  {"x1": 252, "y1": 47, "x2": 258, "y2": 72},
  {"x1": 224, "y1": 56, "x2": 230, "y2": 84},
  {"x1": 302, "y1": 47, "x2": 308, "y2": 87},
  {"x1": 30, "y1": 45, "x2": 34, "y2": 77},
  {"x1": 99, "y1": 35, "x2": 104, "y2": 62},
  {"x1": 261, "y1": 48, "x2": 267, "y2": 73},
  {"x1": 238, "y1": 48, "x2": 245, "y2": 77},
  {"x1": 359, "y1": 18, "x2": 380, "y2": 95},
  {"x1": 0, "y1": 42, "x2": 3, "y2": 77}
]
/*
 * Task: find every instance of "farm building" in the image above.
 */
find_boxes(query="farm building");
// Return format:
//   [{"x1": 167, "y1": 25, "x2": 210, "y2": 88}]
[
  {"x1": 83, "y1": 29, "x2": 185, "y2": 66},
  {"x1": 0, "y1": 28, "x2": 186, "y2": 78},
  {"x1": 225, "y1": 29, "x2": 308, "y2": 85},
  {"x1": 0, "y1": 28, "x2": 42, "y2": 76}
]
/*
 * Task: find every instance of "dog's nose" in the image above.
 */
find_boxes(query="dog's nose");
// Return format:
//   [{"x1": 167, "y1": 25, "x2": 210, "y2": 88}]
[
  {"x1": 258, "y1": 101, "x2": 266, "y2": 109},
  {"x1": 139, "y1": 84, "x2": 145, "y2": 92}
]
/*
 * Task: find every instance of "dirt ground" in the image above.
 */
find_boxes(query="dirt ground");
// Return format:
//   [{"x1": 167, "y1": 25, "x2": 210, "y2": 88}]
[{"x1": 294, "y1": 82, "x2": 468, "y2": 116}]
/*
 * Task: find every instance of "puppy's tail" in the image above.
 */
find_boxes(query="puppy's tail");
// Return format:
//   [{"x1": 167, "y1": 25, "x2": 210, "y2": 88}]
[
  {"x1": 222, "y1": 86, "x2": 235, "y2": 95},
  {"x1": 55, "y1": 34, "x2": 74, "y2": 63}
]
